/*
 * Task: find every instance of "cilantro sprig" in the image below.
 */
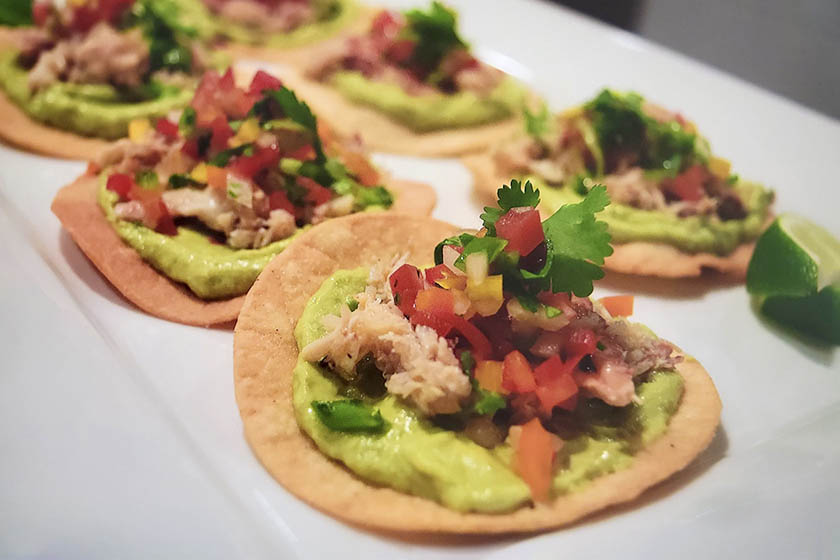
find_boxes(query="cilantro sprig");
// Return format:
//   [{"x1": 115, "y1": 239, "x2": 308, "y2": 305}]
[
  {"x1": 402, "y1": 2, "x2": 467, "y2": 74},
  {"x1": 437, "y1": 179, "x2": 612, "y2": 298}
]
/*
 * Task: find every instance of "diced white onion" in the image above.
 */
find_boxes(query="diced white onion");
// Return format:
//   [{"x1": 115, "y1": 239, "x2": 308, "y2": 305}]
[{"x1": 465, "y1": 252, "x2": 488, "y2": 285}]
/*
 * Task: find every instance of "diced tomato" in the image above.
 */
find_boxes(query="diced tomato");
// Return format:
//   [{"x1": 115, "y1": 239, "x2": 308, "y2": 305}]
[
  {"x1": 389, "y1": 263, "x2": 424, "y2": 316},
  {"x1": 230, "y1": 144, "x2": 280, "y2": 178},
  {"x1": 502, "y1": 351, "x2": 538, "y2": 393},
  {"x1": 32, "y1": 1, "x2": 50, "y2": 26},
  {"x1": 599, "y1": 295, "x2": 634, "y2": 317},
  {"x1": 206, "y1": 165, "x2": 227, "y2": 190},
  {"x1": 387, "y1": 39, "x2": 416, "y2": 64},
  {"x1": 191, "y1": 70, "x2": 253, "y2": 127},
  {"x1": 370, "y1": 10, "x2": 402, "y2": 39},
  {"x1": 268, "y1": 191, "x2": 296, "y2": 215},
  {"x1": 155, "y1": 118, "x2": 179, "y2": 140},
  {"x1": 533, "y1": 355, "x2": 578, "y2": 414},
  {"x1": 666, "y1": 164, "x2": 707, "y2": 202},
  {"x1": 424, "y1": 264, "x2": 448, "y2": 285},
  {"x1": 297, "y1": 177, "x2": 332, "y2": 206},
  {"x1": 286, "y1": 144, "x2": 316, "y2": 161},
  {"x1": 248, "y1": 70, "x2": 283, "y2": 96},
  {"x1": 515, "y1": 418, "x2": 559, "y2": 502},
  {"x1": 565, "y1": 328, "x2": 597, "y2": 358},
  {"x1": 106, "y1": 173, "x2": 134, "y2": 200},
  {"x1": 496, "y1": 207, "x2": 544, "y2": 256},
  {"x1": 475, "y1": 360, "x2": 505, "y2": 394},
  {"x1": 414, "y1": 287, "x2": 454, "y2": 315},
  {"x1": 154, "y1": 200, "x2": 177, "y2": 235},
  {"x1": 181, "y1": 137, "x2": 200, "y2": 159},
  {"x1": 209, "y1": 116, "x2": 233, "y2": 153}
]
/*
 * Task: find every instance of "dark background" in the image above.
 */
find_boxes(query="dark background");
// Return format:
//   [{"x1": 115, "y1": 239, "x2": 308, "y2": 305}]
[{"x1": 554, "y1": 0, "x2": 840, "y2": 120}]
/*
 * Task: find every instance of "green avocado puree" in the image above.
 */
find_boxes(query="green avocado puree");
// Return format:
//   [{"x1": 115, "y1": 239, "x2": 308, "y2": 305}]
[
  {"x1": 0, "y1": 51, "x2": 192, "y2": 139},
  {"x1": 331, "y1": 71, "x2": 525, "y2": 132},
  {"x1": 534, "y1": 176, "x2": 773, "y2": 255},
  {"x1": 293, "y1": 267, "x2": 685, "y2": 512},
  {"x1": 176, "y1": 0, "x2": 359, "y2": 48},
  {"x1": 98, "y1": 179, "x2": 300, "y2": 299}
]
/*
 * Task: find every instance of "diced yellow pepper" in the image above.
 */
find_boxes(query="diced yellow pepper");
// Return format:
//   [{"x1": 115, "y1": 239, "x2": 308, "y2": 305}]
[
  {"x1": 708, "y1": 156, "x2": 731, "y2": 180},
  {"x1": 467, "y1": 274, "x2": 503, "y2": 316},
  {"x1": 437, "y1": 274, "x2": 466, "y2": 291},
  {"x1": 475, "y1": 360, "x2": 506, "y2": 394},
  {"x1": 560, "y1": 105, "x2": 584, "y2": 119},
  {"x1": 190, "y1": 163, "x2": 208, "y2": 183},
  {"x1": 683, "y1": 120, "x2": 698, "y2": 134},
  {"x1": 128, "y1": 118, "x2": 150, "y2": 143},
  {"x1": 230, "y1": 118, "x2": 261, "y2": 148}
]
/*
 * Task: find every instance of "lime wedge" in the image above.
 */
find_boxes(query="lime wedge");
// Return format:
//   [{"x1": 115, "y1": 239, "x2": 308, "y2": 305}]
[
  {"x1": 747, "y1": 214, "x2": 840, "y2": 344},
  {"x1": 747, "y1": 214, "x2": 840, "y2": 297}
]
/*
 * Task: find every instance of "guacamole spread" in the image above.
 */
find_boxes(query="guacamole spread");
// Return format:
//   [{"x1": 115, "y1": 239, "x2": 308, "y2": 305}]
[
  {"x1": 99, "y1": 180, "x2": 299, "y2": 299},
  {"x1": 331, "y1": 71, "x2": 525, "y2": 132},
  {"x1": 536, "y1": 176, "x2": 774, "y2": 255},
  {"x1": 176, "y1": 0, "x2": 359, "y2": 47},
  {"x1": 293, "y1": 268, "x2": 685, "y2": 513},
  {"x1": 0, "y1": 51, "x2": 192, "y2": 139}
]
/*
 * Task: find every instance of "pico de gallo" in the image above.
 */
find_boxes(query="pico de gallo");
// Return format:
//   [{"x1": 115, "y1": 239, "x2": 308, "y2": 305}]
[
  {"x1": 504, "y1": 89, "x2": 769, "y2": 222},
  {"x1": 2, "y1": 0, "x2": 215, "y2": 138},
  {"x1": 301, "y1": 180, "x2": 684, "y2": 503},
  {"x1": 94, "y1": 67, "x2": 393, "y2": 295},
  {"x1": 307, "y1": 2, "x2": 520, "y2": 131},
  {"x1": 199, "y1": 0, "x2": 344, "y2": 35}
]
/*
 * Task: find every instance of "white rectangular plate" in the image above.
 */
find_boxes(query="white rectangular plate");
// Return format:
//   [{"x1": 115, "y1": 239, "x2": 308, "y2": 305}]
[{"x1": 1, "y1": 1, "x2": 838, "y2": 558}]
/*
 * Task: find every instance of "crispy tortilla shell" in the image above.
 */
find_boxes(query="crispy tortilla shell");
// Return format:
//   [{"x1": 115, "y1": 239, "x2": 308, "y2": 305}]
[
  {"x1": 0, "y1": 87, "x2": 111, "y2": 160},
  {"x1": 233, "y1": 213, "x2": 723, "y2": 534},
  {"x1": 51, "y1": 173, "x2": 435, "y2": 327},
  {"x1": 277, "y1": 67, "x2": 521, "y2": 157},
  {"x1": 465, "y1": 151, "x2": 755, "y2": 279}
]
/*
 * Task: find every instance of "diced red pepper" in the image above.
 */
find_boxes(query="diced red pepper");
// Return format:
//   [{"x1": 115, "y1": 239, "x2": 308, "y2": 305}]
[
  {"x1": 502, "y1": 350, "x2": 538, "y2": 393},
  {"x1": 666, "y1": 164, "x2": 707, "y2": 202},
  {"x1": 209, "y1": 116, "x2": 233, "y2": 153},
  {"x1": 389, "y1": 264, "x2": 424, "y2": 316},
  {"x1": 155, "y1": 118, "x2": 179, "y2": 140},
  {"x1": 450, "y1": 316, "x2": 492, "y2": 360},
  {"x1": 181, "y1": 138, "x2": 201, "y2": 159},
  {"x1": 248, "y1": 70, "x2": 283, "y2": 96},
  {"x1": 297, "y1": 176, "x2": 333, "y2": 206},
  {"x1": 515, "y1": 418, "x2": 558, "y2": 502},
  {"x1": 411, "y1": 310, "x2": 453, "y2": 337},
  {"x1": 106, "y1": 173, "x2": 134, "y2": 200},
  {"x1": 230, "y1": 144, "x2": 280, "y2": 179},
  {"x1": 415, "y1": 287, "x2": 455, "y2": 315},
  {"x1": 424, "y1": 264, "x2": 448, "y2": 285},
  {"x1": 533, "y1": 355, "x2": 578, "y2": 414},
  {"x1": 268, "y1": 191, "x2": 296, "y2": 215},
  {"x1": 496, "y1": 207, "x2": 544, "y2": 256}
]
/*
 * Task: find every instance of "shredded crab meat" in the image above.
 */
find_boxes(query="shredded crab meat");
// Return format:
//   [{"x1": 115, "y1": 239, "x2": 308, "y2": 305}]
[
  {"x1": 205, "y1": 0, "x2": 317, "y2": 32},
  {"x1": 301, "y1": 262, "x2": 471, "y2": 416},
  {"x1": 28, "y1": 23, "x2": 150, "y2": 91}
]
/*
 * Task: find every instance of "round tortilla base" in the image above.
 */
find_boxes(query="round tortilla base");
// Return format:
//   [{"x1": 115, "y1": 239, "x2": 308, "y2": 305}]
[
  {"x1": 51, "y1": 173, "x2": 435, "y2": 327},
  {"x1": 233, "y1": 213, "x2": 723, "y2": 534},
  {"x1": 0, "y1": 88, "x2": 111, "y2": 160},
  {"x1": 464, "y1": 151, "x2": 754, "y2": 279},
  {"x1": 277, "y1": 67, "x2": 521, "y2": 157}
]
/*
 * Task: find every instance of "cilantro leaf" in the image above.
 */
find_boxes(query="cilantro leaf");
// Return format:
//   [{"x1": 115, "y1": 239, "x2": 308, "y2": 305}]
[
  {"x1": 312, "y1": 399, "x2": 387, "y2": 433},
  {"x1": 266, "y1": 87, "x2": 326, "y2": 162},
  {"x1": 433, "y1": 232, "x2": 476, "y2": 265},
  {"x1": 0, "y1": 0, "x2": 32, "y2": 26},
  {"x1": 454, "y1": 236, "x2": 508, "y2": 270},
  {"x1": 523, "y1": 102, "x2": 550, "y2": 139},
  {"x1": 459, "y1": 350, "x2": 475, "y2": 375},
  {"x1": 403, "y1": 2, "x2": 467, "y2": 74},
  {"x1": 354, "y1": 185, "x2": 393, "y2": 209},
  {"x1": 209, "y1": 143, "x2": 252, "y2": 167},
  {"x1": 168, "y1": 173, "x2": 202, "y2": 189},
  {"x1": 473, "y1": 389, "x2": 506, "y2": 416},
  {"x1": 131, "y1": 0, "x2": 195, "y2": 73},
  {"x1": 480, "y1": 179, "x2": 540, "y2": 234},
  {"x1": 541, "y1": 185, "x2": 613, "y2": 296}
]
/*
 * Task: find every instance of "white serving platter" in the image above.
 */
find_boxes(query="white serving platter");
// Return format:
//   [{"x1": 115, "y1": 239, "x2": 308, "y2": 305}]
[{"x1": 1, "y1": 1, "x2": 838, "y2": 558}]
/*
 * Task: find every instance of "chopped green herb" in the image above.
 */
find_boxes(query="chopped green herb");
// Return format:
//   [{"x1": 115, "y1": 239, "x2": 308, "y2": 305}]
[
  {"x1": 209, "y1": 143, "x2": 253, "y2": 167},
  {"x1": 168, "y1": 173, "x2": 202, "y2": 188},
  {"x1": 454, "y1": 236, "x2": 508, "y2": 270},
  {"x1": 0, "y1": 0, "x2": 32, "y2": 26},
  {"x1": 312, "y1": 399, "x2": 387, "y2": 433},
  {"x1": 345, "y1": 296, "x2": 359, "y2": 312},
  {"x1": 403, "y1": 2, "x2": 467, "y2": 74},
  {"x1": 545, "y1": 305, "x2": 563, "y2": 318},
  {"x1": 178, "y1": 106, "x2": 196, "y2": 134},
  {"x1": 472, "y1": 390, "x2": 506, "y2": 416},
  {"x1": 596, "y1": 341, "x2": 606, "y2": 351},
  {"x1": 433, "y1": 232, "x2": 475, "y2": 265},
  {"x1": 130, "y1": 0, "x2": 195, "y2": 73},
  {"x1": 135, "y1": 170, "x2": 159, "y2": 189},
  {"x1": 524, "y1": 102, "x2": 550, "y2": 139},
  {"x1": 460, "y1": 350, "x2": 475, "y2": 375}
]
